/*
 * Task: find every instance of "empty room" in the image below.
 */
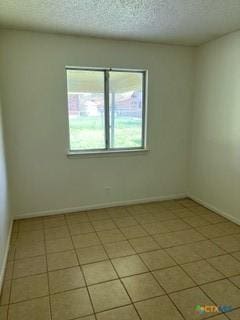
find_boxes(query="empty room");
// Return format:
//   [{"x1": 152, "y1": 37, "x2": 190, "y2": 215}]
[{"x1": 0, "y1": 1, "x2": 240, "y2": 319}]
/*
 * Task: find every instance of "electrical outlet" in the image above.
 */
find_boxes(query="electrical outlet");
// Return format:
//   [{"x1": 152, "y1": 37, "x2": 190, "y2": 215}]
[{"x1": 105, "y1": 186, "x2": 111, "y2": 195}]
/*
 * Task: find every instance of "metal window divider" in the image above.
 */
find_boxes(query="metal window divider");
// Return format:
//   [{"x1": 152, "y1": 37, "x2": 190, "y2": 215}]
[{"x1": 104, "y1": 70, "x2": 110, "y2": 150}]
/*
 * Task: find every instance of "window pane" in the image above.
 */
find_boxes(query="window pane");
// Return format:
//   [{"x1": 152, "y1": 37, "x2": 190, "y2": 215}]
[
  {"x1": 109, "y1": 71, "x2": 144, "y2": 149},
  {"x1": 67, "y1": 70, "x2": 105, "y2": 150}
]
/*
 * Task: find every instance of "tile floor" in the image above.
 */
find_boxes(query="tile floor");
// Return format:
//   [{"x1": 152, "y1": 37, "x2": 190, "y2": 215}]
[{"x1": 1, "y1": 198, "x2": 240, "y2": 320}]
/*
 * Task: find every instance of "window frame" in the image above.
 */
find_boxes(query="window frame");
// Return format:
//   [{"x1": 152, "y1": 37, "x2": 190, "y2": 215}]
[{"x1": 66, "y1": 66, "x2": 148, "y2": 155}]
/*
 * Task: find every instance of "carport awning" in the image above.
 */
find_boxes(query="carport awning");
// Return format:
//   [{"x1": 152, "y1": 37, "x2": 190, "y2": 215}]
[{"x1": 67, "y1": 69, "x2": 142, "y2": 93}]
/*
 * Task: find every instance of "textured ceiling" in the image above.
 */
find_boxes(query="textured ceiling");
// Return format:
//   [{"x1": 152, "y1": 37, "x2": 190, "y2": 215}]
[{"x1": 0, "y1": 0, "x2": 240, "y2": 45}]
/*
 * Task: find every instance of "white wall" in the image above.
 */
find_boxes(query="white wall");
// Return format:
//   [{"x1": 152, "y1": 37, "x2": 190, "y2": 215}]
[
  {"x1": 0, "y1": 30, "x2": 194, "y2": 218},
  {"x1": 189, "y1": 30, "x2": 240, "y2": 223},
  {"x1": 0, "y1": 94, "x2": 11, "y2": 289}
]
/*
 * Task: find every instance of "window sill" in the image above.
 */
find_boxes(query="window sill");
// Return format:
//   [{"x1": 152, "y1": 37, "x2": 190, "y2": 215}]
[{"x1": 67, "y1": 148, "x2": 149, "y2": 158}]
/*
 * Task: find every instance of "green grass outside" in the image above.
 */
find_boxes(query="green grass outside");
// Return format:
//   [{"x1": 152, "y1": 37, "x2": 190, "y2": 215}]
[{"x1": 69, "y1": 116, "x2": 142, "y2": 150}]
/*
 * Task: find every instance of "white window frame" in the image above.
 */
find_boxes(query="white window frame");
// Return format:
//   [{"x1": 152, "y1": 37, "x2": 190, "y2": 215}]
[{"x1": 66, "y1": 67, "x2": 148, "y2": 156}]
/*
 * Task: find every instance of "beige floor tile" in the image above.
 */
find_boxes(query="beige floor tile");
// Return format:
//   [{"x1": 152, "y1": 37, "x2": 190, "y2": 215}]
[
  {"x1": 112, "y1": 255, "x2": 148, "y2": 277},
  {"x1": 201, "y1": 213, "x2": 226, "y2": 224},
  {"x1": 198, "y1": 222, "x2": 240, "y2": 238},
  {"x1": 189, "y1": 240, "x2": 225, "y2": 259},
  {"x1": 178, "y1": 199, "x2": 199, "y2": 208},
  {"x1": 9, "y1": 205, "x2": 240, "y2": 320},
  {"x1": 154, "y1": 229, "x2": 205, "y2": 248},
  {"x1": 49, "y1": 266, "x2": 85, "y2": 294},
  {"x1": 153, "y1": 266, "x2": 195, "y2": 293},
  {"x1": 127, "y1": 205, "x2": 148, "y2": 215},
  {"x1": 51, "y1": 288, "x2": 93, "y2": 320},
  {"x1": 120, "y1": 225, "x2": 148, "y2": 239},
  {"x1": 140, "y1": 249, "x2": 176, "y2": 271},
  {"x1": 142, "y1": 203, "x2": 164, "y2": 210},
  {"x1": 153, "y1": 211, "x2": 178, "y2": 222},
  {"x1": 183, "y1": 216, "x2": 210, "y2": 227},
  {"x1": 72, "y1": 233, "x2": 100, "y2": 248},
  {"x1": 161, "y1": 219, "x2": 191, "y2": 231},
  {"x1": 207, "y1": 254, "x2": 240, "y2": 277},
  {"x1": 104, "y1": 241, "x2": 135, "y2": 258},
  {"x1": 7, "y1": 246, "x2": 16, "y2": 261},
  {"x1": 189, "y1": 206, "x2": 213, "y2": 215},
  {"x1": 129, "y1": 236, "x2": 159, "y2": 253},
  {"x1": 122, "y1": 272, "x2": 164, "y2": 302},
  {"x1": 107, "y1": 206, "x2": 130, "y2": 218},
  {"x1": 134, "y1": 213, "x2": 156, "y2": 224},
  {"x1": 227, "y1": 308, "x2": 240, "y2": 320},
  {"x1": 43, "y1": 216, "x2": 66, "y2": 229},
  {"x1": 220, "y1": 222, "x2": 240, "y2": 234},
  {"x1": 170, "y1": 287, "x2": 214, "y2": 320},
  {"x1": 197, "y1": 224, "x2": 225, "y2": 238},
  {"x1": 92, "y1": 219, "x2": 117, "y2": 231},
  {"x1": 173, "y1": 209, "x2": 196, "y2": 219},
  {"x1": 142, "y1": 222, "x2": 170, "y2": 235},
  {"x1": 105, "y1": 206, "x2": 129, "y2": 218},
  {"x1": 87, "y1": 210, "x2": 110, "y2": 221},
  {"x1": 13, "y1": 255, "x2": 47, "y2": 278},
  {"x1": 4, "y1": 261, "x2": 14, "y2": 280},
  {"x1": 233, "y1": 251, "x2": 240, "y2": 261},
  {"x1": 150, "y1": 209, "x2": 174, "y2": 217},
  {"x1": 143, "y1": 205, "x2": 164, "y2": 214},
  {"x1": 68, "y1": 222, "x2": 95, "y2": 235},
  {"x1": 15, "y1": 241, "x2": 45, "y2": 259},
  {"x1": 97, "y1": 229, "x2": 125, "y2": 244},
  {"x1": 213, "y1": 234, "x2": 240, "y2": 253},
  {"x1": 113, "y1": 216, "x2": 137, "y2": 228},
  {"x1": 18, "y1": 217, "x2": 42, "y2": 224},
  {"x1": 89, "y1": 280, "x2": 130, "y2": 313},
  {"x1": 65, "y1": 213, "x2": 89, "y2": 224},
  {"x1": 76, "y1": 245, "x2": 108, "y2": 265},
  {"x1": 11, "y1": 273, "x2": 48, "y2": 303},
  {"x1": 156, "y1": 205, "x2": 178, "y2": 213},
  {"x1": 19, "y1": 220, "x2": 43, "y2": 232},
  {"x1": 182, "y1": 260, "x2": 224, "y2": 284},
  {"x1": 8, "y1": 296, "x2": 51, "y2": 320},
  {"x1": 18, "y1": 230, "x2": 44, "y2": 243},
  {"x1": 46, "y1": 237, "x2": 73, "y2": 253},
  {"x1": 148, "y1": 202, "x2": 171, "y2": 210},
  {"x1": 163, "y1": 200, "x2": 184, "y2": 209},
  {"x1": 45, "y1": 226, "x2": 70, "y2": 241},
  {"x1": 201, "y1": 279, "x2": 240, "y2": 308},
  {"x1": 82, "y1": 260, "x2": 117, "y2": 285},
  {"x1": 10, "y1": 233, "x2": 18, "y2": 245},
  {"x1": 135, "y1": 295, "x2": 183, "y2": 320},
  {"x1": 0, "y1": 306, "x2": 8, "y2": 320},
  {"x1": 0, "y1": 280, "x2": 11, "y2": 305},
  {"x1": 230, "y1": 275, "x2": 240, "y2": 288},
  {"x1": 175, "y1": 228, "x2": 206, "y2": 242},
  {"x1": 47, "y1": 250, "x2": 78, "y2": 271},
  {"x1": 96, "y1": 305, "x2": 140, "y2": 320},
  {"x1": 166, "y1": 244, "x2": 202, "y2": 264}
]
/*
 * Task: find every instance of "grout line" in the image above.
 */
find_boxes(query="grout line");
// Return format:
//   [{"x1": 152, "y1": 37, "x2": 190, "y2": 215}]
[
  {"x1": 43, "y1": 220, "x2": 53, "y2": 320},
  {"x1": 5, "y1": 222, "x2": 19, "y2": 317},
  {"x1": 4, "y1": 199, "x2": 240, "y2": 320},
  {"x1": 66, "y1": 215, "x2": 96, "y2": 318},
  {"x1": 92, "y1": 225, "x2": 144, "y2": 320}
]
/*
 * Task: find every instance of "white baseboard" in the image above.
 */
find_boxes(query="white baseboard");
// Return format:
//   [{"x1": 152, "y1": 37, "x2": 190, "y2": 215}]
[
  {"x1": 14, "y1": 193, "x2": 187, "y2": 220},
  {"x1": 188, "y1": 193, "x2": 240, "y2": 226},
  {"x1": 0, "y1": 218, "x2": 13, "y2": 294}
]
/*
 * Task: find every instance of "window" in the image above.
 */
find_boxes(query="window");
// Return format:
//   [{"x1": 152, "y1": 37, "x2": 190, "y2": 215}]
[{"x1": 66, "y1": 67, "x2": 147, "y2": 153}]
